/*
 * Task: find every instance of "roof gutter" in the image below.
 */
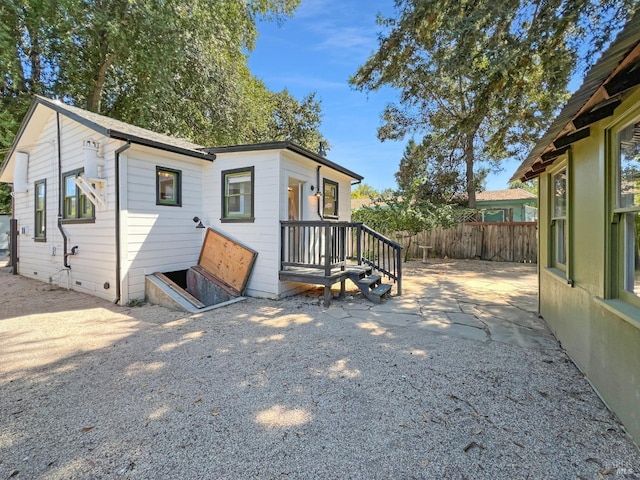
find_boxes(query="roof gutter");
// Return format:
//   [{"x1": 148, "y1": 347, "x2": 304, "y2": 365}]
[
  {"x1": 108, "y1": 131, "x2": 216, "y2": 162},
  {"x1": 114, "y1": 141, "x2": 131, "y2": 305}
]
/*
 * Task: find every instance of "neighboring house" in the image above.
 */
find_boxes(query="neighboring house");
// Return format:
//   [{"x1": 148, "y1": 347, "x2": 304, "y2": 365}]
[
  {"x1": 476, "y1": 189, "x2": 537, "y2": 222},
  {"x1": 0, "y1": 96, "x2": 365, "y2": 305},
  {"x1": 511, "y1": 12, "x2": 640, "y2": 442}
]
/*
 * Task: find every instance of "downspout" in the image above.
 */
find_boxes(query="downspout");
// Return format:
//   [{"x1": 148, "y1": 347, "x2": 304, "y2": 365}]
[
  {"x1": 56, "y1": 113, "x2": 71, "y2": 269},
  {"x1": 316, "y1": 165, "x2": 323, "y2": 220},
  {"x1": 114, "y1": 141, "x2": 131, "y2": 305}
]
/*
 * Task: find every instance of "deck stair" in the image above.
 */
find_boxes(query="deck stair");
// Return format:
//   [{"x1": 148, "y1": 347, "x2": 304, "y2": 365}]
[{"x1": 347, "y1": 268, "x2": 392, "y2": 304}]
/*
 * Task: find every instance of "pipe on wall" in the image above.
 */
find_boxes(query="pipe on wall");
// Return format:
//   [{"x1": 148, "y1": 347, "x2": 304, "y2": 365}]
[
  {"x1": 55, "y1": 112, "x2": 71, "y2": 269},
  {"x1": 114, "y1": 141, "x2": 131, "y2": 305}
]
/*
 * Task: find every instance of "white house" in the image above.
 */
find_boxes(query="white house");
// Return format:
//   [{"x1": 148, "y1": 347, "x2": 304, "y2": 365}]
[{"x1": 0, "y1": 96, "x2": 374, "y2": 306}]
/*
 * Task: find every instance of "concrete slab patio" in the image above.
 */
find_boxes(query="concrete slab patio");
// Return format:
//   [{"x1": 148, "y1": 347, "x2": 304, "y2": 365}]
[{"x1": 0, "y1": 259, "x2": 638, "y2": 479}]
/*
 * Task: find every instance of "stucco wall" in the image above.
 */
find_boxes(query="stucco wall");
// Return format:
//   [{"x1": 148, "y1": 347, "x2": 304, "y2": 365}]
[{"x1": 537, "y1": 89, "x2": 640, "y2": 442}]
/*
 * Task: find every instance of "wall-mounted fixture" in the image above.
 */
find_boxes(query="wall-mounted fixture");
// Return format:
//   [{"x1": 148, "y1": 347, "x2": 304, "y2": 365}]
[{"x1": 193, "y1": 216, "x2": 205, "y2": 229}]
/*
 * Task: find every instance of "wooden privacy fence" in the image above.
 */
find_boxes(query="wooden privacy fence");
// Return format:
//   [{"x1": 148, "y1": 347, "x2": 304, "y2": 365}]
[{"x1": 401, "y1": 222, "x2": 538, "y2": 263}]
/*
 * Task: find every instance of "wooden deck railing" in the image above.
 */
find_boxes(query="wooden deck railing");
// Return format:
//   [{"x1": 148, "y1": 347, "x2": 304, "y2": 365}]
[{"x1": 280, "y1": 221, "x2": 403, "y2": 294}]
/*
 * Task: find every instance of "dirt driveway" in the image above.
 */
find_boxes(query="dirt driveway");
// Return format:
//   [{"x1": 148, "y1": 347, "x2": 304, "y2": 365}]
[{"x1": 1, "y1": 259, "x2": 638, "y2": 479}]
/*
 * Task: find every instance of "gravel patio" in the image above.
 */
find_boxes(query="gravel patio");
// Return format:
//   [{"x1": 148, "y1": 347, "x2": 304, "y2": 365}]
[{"x1": 0, "y1": 259, "x2": 638, "y2": 479}]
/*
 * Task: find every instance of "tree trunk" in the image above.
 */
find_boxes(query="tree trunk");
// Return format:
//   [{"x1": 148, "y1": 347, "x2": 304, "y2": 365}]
[
  {"x1": 464, "y1": 133, "x2": 477, "y2": 209},
  {"x1": 87, "y1": 54, "x2": 115, "y2": 113}
]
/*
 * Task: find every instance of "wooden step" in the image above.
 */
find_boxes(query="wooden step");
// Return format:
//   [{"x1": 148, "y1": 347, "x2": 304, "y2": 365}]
[
  {"x1": 363, "y1": 283, "x2": 392, "y2": 304},
  {"x1": 347, "y1": 266, "x2": 373, "y2": 281},
  {"x1": 371, "y1": 283, "x2": 392, "y2": 297},
  {"x1": 357, "y1": 274, "x2": 381, "y2": 289}
]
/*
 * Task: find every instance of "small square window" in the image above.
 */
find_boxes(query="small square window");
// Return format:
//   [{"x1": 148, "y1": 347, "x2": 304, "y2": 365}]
[
  {"x1": 156, "y1": 167, "x2": 181, "y2": 206},
  {"x1": 323, "y1": 179, "x2": 338, "y2": 218},
  {"x1": 222, "y1": 167, "x2": 254, "y2": 222}
]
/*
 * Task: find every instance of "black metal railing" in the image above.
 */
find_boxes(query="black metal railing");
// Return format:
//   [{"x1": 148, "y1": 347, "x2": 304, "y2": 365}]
[{"x1": 280, "y1": 221, "x2": 403, "y2": 294}]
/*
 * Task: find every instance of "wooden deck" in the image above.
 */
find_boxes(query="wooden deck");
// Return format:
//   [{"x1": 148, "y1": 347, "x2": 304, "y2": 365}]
[{"x1": 279, "y1": 264, "x2": 372, "y2": 305}]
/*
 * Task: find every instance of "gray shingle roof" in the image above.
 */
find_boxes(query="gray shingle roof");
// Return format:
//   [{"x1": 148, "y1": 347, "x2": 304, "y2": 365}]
[{"x1": 30, "y1": 96, "x2": 216, "y2": 161}]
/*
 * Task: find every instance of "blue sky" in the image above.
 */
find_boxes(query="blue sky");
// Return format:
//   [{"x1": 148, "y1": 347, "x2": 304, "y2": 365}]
[{"x1": 248, "y1": 0, "x2": 521, "y2": 192}]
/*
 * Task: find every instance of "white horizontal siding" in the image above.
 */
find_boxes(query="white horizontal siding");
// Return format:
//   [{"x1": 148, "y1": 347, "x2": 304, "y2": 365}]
[
  {"x1": 201, "y1": 151, "x2": 281, "y2": 297},
  {"x1": 11, "y1": 111, "x2": 120, "y2": 301},
  {"x1": 122, "y1": 148, "x2": 206, "y2": 301}
]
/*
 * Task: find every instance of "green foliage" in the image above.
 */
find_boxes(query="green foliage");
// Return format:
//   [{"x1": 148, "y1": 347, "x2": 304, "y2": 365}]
[
  {"x1": 509, "y1": 179, "x2": 538, "y2": 196},
  {"x1": 352, "y1": 179, "x2": 470, "y2": 260},
  {"x1": 395, "y1": 138, "x2": 487, "y2": 205},
  {"x1": 351, "y1": 183, "x2": 379, "y2": 199},
  {"x1": 0, "y1": 184, "x2": 11, "y2": 214},
  {"x1": 351, "y1": 0, "x2": 639, "y2": 208},
  {"x1": 0, "y1": 0, "x2": 333, "y2": 213}
]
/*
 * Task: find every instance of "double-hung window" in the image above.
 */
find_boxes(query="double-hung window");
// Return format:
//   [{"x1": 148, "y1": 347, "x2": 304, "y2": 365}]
[
  {"x1": 63, "y1": 169, "x2": 94, "y2": 221},
  {"x1": 614, "y1": 121, "x2": 640, "y2": 304},
  {"x1": 222, "y1": 167, "x2": 254, "y2": 222},
  {"x1": 322, "y1": 179, "x2": 339, "y2": 218},
  {"x1": 551, "y1": 166, "x2": 567, "y2": 270},
  {"x1": 34, "y1": 179, "x2": 46, "y2": 241}
]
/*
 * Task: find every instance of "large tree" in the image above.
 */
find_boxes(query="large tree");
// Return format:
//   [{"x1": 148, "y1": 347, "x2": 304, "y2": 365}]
[
  {"x1": 0, "y1": 0, "x2": 327, "y2": 150},
  {"x1": 351, "y1": 0, "x2": 638, "y2": 208},
  {"x1": 395, "y1": 137, "x2": 487, "y2": 205}
]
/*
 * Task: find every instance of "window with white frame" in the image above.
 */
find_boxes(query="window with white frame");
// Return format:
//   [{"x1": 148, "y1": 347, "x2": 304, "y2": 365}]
[
  {"x1": 615, "y1": 121, "x2": 640, "y2": 302},
  {"x1": 222, "y1": 167, "x2": 254, "y2": 222},
  {"x1": 551, "y1": 166, "x2": 567, "y2": 270}
]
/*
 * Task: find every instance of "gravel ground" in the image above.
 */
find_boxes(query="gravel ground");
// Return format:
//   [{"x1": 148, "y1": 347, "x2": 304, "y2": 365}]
[{"x1": 0, "y1": 259, "x2": 639, "y2": 479}]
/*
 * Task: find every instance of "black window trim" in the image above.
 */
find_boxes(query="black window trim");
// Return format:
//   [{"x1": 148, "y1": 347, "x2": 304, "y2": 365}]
[
  {"x1": 156, "y1": 166, "x2": 182, "y2": 207},
  {"x1": 34, "y1": 178, "x2": 46, "y2": 242},
  {"x1": 61, "y1": 167, "x2": 95, "y2": 224},
  {"x1": 322, "y1": 178, "x2": 339, "y2": 219},
  {"x1": 221, "y1": 166, "x2": 255, "y2": 223}
]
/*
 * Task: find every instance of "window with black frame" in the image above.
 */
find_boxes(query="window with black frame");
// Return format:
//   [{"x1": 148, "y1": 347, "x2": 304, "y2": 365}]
[
  {"x1": 34, "y1": 179, "x2": 46, "y2": 241},
  {"x1": 63, "y1": 169, "x2": 94, "y2": 221},
  {"x1": 156, "y1": 167, "x2": 182, "y2": 206},
  {"x1": 323, "y1": 179, "x2": 338, "y2": 218},
  {"x1": 222, "y1": 167, "x2": 254, "y2": 222}
]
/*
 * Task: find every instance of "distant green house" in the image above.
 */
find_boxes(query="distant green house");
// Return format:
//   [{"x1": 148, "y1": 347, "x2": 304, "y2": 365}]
[
  {"x1": 476, "y1": 189, "x2": 537, "y2": 222},
  {"x1": 511, "y1": 11, "x2": 640, "y2": 443}
]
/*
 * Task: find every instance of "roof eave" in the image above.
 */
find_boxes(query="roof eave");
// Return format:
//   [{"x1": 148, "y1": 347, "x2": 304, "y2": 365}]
[
  {"x1": 511, "y1": 11, "x2": 640, "y2": 183},
  {"x1": 205, "y1": 141, "x2": 364, "y2": 181}
]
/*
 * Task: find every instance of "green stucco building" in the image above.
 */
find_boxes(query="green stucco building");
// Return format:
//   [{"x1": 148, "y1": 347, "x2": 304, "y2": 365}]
[{"x1": 512, "y1": 13, "x2": 640, "y2": 442}]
